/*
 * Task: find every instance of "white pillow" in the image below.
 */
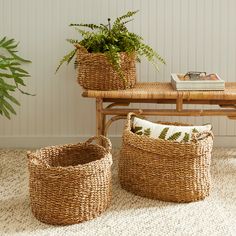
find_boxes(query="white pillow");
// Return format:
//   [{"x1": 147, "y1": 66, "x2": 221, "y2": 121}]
[{"x1": 132, "y1": 117, "x2": 212, "y2": 143}]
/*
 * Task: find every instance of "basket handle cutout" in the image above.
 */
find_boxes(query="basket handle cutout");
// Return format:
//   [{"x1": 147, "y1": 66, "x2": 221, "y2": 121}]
[
  {"x1": 126, "y1": 112, "x2": 145, "y2": 130},
  {"x1": 75, "y1": 44, "x2": 88, "y2": 54},
  {"x1": 191, "y1": 130, "x2": 214, "y2": 142},
  {"x1": 27, "y1": 151, "x2": 49, "y2": 166},
  {"x1": 27, "y1": 151, "x2": 32, "y2": 160},
  {"x1": 84, "y1": 135, "x2": 112, "y2": 153}
]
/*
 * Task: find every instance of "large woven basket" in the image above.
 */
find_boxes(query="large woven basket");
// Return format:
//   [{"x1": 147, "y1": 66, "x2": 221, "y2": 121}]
[
  {"x1": 119, "y1": 113, "x2": 214, "y2": 203},
  {"x1": 76, "y1": 44, "x2": 136, "y2": 90},
  {"x1": 28, "y1": 136, "x2": 112, "y2": 225}
]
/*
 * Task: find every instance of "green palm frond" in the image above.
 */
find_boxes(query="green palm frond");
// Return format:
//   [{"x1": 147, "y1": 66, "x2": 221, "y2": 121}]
[
  {"x1": 0, "y1": 37, "x2": 31, "y2": 63},
  {"x1": 0, "y1": 37, "x2": 31, "y2": 119}
]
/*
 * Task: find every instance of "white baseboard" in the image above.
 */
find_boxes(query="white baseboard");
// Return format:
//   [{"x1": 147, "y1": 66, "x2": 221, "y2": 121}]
[{"x1": 0, "y1": 135, "x2": 235, "y2": 148}]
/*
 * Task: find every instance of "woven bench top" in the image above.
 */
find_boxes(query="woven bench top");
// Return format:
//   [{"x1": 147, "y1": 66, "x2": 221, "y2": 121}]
[{"x1": 82, "y1": 82, "x2": 236, "y2": 100}]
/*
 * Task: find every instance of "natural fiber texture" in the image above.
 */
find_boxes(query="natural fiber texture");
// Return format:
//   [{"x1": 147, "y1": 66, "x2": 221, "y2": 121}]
[
  {"x1": 83, "y1": 82, "x2": 236, "y2": 100},
  {"x1": 0, "y1": 148, "x2": 236, "y2": 235},
  {"x1": 76, "y1": 44, "x2": 136, "y2": 90},
  {"x1": 27, "y1": 136, "x2": 113, "y2": 225},
  {"x1": 119, "y1": 113, "x2": 214, "y2": 203}
]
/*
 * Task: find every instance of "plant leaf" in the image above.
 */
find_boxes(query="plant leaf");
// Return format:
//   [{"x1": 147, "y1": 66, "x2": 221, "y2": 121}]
[
  {"x1": 167, "y1": 132, "x2": 182, "y2": 141},
  {"x1": 158, "y1": 127, "x2": 169, "y2": 139},
  {"x1": 182, "y1": 132, "x2": 190, "y2": 142},
  {"x1": 144, "y1": 128, "x2": 151, "y2": 136},
  {"x1": 56, "y1": 10, "x2": 165, "y2": 82},
  {"x1": 132, "y1": 125, "x2": 143, "y2": 135},
  {"x1": 0, "y1": 36, "x2": 31, "y2": 118},
  {"x1": 56, "y1": 48, "x2": 77, "y2": 72}
]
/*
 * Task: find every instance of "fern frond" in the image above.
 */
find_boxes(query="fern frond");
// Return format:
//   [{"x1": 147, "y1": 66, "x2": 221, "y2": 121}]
[
  {"x1": 99, "y1": 24, "x2": 109, "y2": 31},
  {"x1": 57, "y1": 10, "x2": 165, "y2": 82},
  {"x1": 70, "y1": 23, "x2": 104, "y2": 30},
  {"x1": 0, "y1": 36, "x2": 7, "y2": 45},
  {"x1": 55, "y1": 48, "x2": 77, "y2": 72},
  {"x1": 105, "y1": 48, "x2": 125, "y2": 82},
  {"x1": 114, "y1": 10, "x2": 139, "y2": 25},
  {"x1": 122, "y1": 19, "x2": 134, "y2": 25},
  {"x1": 132, "y1": 126, "x2": 143, "y2": 135},
  {"x1": 192, "y1": 128, "x2": 199, "y2": 133},
  {"x1": 167, "y1": 132, "x2": 181, "y2": 141},
  {"x1": 74, "y1": 28, "x2": 93, "y2": 38},
  {"x1": 158, "y1": 127, "x2": 169, "y2": 139},
  {"x1": 66, "y1": 39, "x2": 80, "y2": 45},
  {"x1": 144, "y1": 128, "x2": 151, "y2": 136},
  {"x1": 182, "y1": 132, "x2": 190, "y2": 142},
  {"x1": 136, "y1": 56, "x2": 141, "y2": 63}
]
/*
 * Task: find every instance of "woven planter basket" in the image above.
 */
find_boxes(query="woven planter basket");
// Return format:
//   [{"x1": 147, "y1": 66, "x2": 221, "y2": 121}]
[
  {"x1": 76, "y1": 44, "x2": 136, "y2": 90},
  {"x1": 119, "y1": 113, "x2": 214, "y2": 203},
  {"x1": 28, "y1": 136, "x2": 112, "y2": 225}
]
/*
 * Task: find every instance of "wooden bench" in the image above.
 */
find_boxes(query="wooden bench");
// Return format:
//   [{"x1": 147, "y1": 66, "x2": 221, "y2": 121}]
[{"x1": 82, "y1": 82, "x2": 236, "y2": 136}]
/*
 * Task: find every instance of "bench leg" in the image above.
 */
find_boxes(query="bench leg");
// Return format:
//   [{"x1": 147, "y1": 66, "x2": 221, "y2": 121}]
[{"x1": 96, "y1": 98, "x2": 105, "y2": 144}]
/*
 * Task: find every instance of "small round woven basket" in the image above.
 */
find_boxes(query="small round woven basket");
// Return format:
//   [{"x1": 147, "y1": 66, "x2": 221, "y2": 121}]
[
  {"x1": 76, "y1": 44, "x2": 136, "y2": 90},
  {"x1": 28, "y1": 136, "x2": 112, "y2": 225},
  {"x1": 119, "y1": 113, "x2": 214, "y2": 203}
]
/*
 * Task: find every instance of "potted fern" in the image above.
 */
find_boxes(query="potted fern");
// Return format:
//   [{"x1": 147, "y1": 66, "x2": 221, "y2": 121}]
[
  {"x1": 57, "y1": 10, "x2": 165, "y2": 91},
  {"x1": 0, "y1": 37, "x2": 31, "y2": 119}
]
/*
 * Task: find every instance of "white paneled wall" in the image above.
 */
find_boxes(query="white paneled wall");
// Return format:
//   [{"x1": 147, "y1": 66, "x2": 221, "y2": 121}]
[{"x1": 0, "y1": 0, "x2": 236, "y2": 147}]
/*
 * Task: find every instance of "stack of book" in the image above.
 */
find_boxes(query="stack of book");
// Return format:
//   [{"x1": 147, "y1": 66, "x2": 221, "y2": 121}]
[{"x1": 171, "y1": 72, "x2": 225, "y2": 91}]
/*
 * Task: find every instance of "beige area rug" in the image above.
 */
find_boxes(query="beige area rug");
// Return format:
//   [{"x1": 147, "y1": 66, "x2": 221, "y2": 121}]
[{"x1": 0, "y1": 148, "x2": 236, "y2": 236}]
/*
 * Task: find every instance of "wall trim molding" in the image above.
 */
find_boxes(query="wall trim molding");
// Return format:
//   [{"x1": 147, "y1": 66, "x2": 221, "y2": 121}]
[{"x1": 0, "y1": 135, "x2": 235, "y2": 148}]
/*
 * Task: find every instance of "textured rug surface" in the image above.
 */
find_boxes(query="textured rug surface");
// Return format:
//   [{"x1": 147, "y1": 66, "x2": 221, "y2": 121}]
[{"x1": 0, "y1": 148, "x2": 236, "y2": 236}]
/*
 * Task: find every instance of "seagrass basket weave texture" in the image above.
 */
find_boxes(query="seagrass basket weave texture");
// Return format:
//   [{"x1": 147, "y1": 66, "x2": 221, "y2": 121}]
[
  {"x1": 76, "y1": 44, "x2": 136, "y2": 90},
  {"x1": 28, "y1": 136, "x2": 113, "y2": 225},
  {"x1": 119, "y1": 113, "x2": 214, "y2": 203}
]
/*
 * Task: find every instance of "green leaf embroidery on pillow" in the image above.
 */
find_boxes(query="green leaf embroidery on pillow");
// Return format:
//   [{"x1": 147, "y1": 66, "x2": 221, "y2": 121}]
[
  {"x1": 167, "y1": 132, "x2": 181, "y2": 141},
  {"x1": 183, "y1": 132, "x2": 190, "y2": 142},
  {"x1": 192, "y1": 128, "x2": 199, "y2": 133},
  {"x1": 158, "y1": 127, "x2": 169, "y2": 139},
  {"x1": 144, "y1": 128, "x2": 151, "y2": 136},
  {"x1": 132, "y1": 126, "x2": 143, "y2": 135}
]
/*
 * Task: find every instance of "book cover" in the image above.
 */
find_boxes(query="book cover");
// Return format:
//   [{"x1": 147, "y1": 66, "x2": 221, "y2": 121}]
[{"x1": 171, "y1": 73, "x2": 225, "y2": 91}]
